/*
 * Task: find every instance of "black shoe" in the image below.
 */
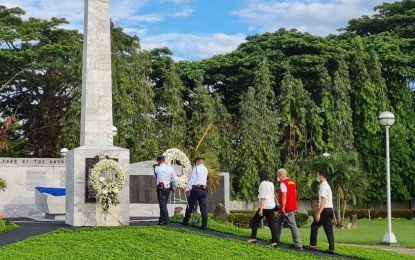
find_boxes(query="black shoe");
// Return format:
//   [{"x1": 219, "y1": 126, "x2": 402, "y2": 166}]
[
  {"x1": 156, "y1": 222, "x2": 163, "y2": 226},
  {"x1": 199, "y1": 226, "x2": 207, "y2": 230},
  {"x1": 326, "y1": 250, "x2": 336, "y2": 255},
  {"x1": 304, "y1": 245, "x2": 317, "y2": 251},
  {"x1": 180, "y1": 222, "x2": 188, "y2": 226},
  {"x1": 295, "y1": 246, "x2": 303, "y2": 251}
]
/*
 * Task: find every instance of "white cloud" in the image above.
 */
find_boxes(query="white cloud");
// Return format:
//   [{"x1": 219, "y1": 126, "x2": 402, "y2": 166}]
[
  {"x1": 3, "y1": 0, "x2": 397, "y2": 60},
  {"x1": 140, "y1": 32, "x2": 247, "y2": 60},
  {"x1": 232, "y1": 0, "x2": 395, "y2": 36}
]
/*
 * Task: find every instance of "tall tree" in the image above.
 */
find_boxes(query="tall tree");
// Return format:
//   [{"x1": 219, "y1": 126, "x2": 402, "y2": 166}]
[
  {"x1": 111, "y1": 25, "x2": 157, "y2": 162},
  {"x1": 0, "y1": 6, "x2": 83, "y2": 157},
  {"x1": 331, "y1": 59, "x2": 355, "y2": 152},
  {"x1": 349, "y1": 37, "x2": 389, "y2": 202},
  {"x1": 187, "y1": 77, "x2": 220, "y2": 156},
  {"x1": 236, "y1": 59, "x2": 280, "y2": 200},
  {"x1": 278, "y1": 71, "x2": 323, "y2": 162},
  {"x1": 155, "y1": 61, "x2": 187, "y2": 151}
]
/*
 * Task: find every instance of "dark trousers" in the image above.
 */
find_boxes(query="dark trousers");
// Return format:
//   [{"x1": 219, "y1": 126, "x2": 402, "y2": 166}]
[
  {"x1": 250, "y1": 208, "x2": 277, "y2": 243},
  {"x1": 183, "y1": 188, "x2": 208, "y2": 227},
  {"x1": 157, "y1": 187, "x2": 171, "y2": 224},
  {"x1": 310, "y1": 208, "x2": 335, "y2": 251}
]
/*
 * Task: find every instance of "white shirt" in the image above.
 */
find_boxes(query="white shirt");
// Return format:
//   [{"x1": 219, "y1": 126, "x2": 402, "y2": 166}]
[
  {"x1": 154, "y1": 163, "x2": 178, "y2": 188},
  {"x1": 279, "y1": 177, "x2": 288, "y2": 192},
  {"x1": 186, "y1": 163, "x2": 208, "y2": 191},
  {"x1": 258, "y1": 181, "x2": 276, "y2": 209},
  {"x1": 319, "y1": 181, "x2": 333, "y2": 208}
]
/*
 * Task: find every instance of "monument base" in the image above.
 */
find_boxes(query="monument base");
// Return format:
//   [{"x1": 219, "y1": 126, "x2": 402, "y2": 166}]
[{"x1": 65, "y1": 145, "x2": 130, "y2": 227}]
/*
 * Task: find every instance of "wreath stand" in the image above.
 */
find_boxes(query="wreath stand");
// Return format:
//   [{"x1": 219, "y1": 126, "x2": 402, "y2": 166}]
[{"x1": 170, "y1": 159, "x2": 189, "y2": 208}]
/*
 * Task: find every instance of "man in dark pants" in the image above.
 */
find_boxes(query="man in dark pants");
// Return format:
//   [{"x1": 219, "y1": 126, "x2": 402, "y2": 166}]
[
  {"x1": 181, "y1": 157, "x2": 209, "y2": 230},
  {"x1": 306, "y1": 169, "x2": 335, "y2": 254},
  {"x1": 154, "y1": 155, "x2": 178, "y2": 226}
]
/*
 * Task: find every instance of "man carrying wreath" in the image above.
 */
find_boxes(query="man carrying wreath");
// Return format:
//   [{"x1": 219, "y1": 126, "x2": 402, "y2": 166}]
[{"x1": 154, "y1": 155, "x2": 178, "y2": 226}]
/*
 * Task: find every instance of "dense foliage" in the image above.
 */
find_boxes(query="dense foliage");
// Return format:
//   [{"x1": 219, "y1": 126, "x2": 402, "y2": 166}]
[{"x1": 1, "y1": 1, "x2": 415, "y2": 203}]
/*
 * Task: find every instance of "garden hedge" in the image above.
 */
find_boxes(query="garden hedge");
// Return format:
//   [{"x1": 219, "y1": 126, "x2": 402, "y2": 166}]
[
  {"x1": 307, "y1": 209, "x2": 415, "y2": 220},
  {"x1": 228, "y1": 211, "x2": 309, "y2": 228}
]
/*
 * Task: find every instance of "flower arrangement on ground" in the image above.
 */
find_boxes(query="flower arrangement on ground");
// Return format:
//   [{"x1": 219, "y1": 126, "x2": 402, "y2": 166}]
[
  {"x1": 90, "y1": 159, "x2": 125, "y2": 211},
  {"x1": 163, "y1": 148, "x2": 192, "y2": 188}
]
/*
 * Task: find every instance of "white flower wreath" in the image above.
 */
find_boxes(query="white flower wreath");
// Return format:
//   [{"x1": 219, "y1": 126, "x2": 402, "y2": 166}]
[
  {"x1": 163, "y1": 148, "x2": 192, "y2": 188},
  {"x1": 90, "y1": 159, "x2": 125, "y2": 211}
]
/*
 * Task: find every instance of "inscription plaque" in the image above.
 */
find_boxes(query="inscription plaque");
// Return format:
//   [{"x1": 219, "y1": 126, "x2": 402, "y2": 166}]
[{"x1": 26, "y1": 171, "x2": 46, "y2": 191}]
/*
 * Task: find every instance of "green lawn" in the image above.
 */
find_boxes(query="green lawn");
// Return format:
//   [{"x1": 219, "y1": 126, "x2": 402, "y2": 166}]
[
  {"x1": 0, "y1": 220, "x2": 18, "y2": 234},
  {"x1": 182, "y1": 216, "x2": 414, "y2": 260},
  {"x1": 0, "y1": 226, "x2": 320, "y2": 260},
  {"x1": 0, "y1": 218, "x2": 413, "y2": 259},
  {"x1": 269, "y1": 219, "x2": 415, "y2": 248}
]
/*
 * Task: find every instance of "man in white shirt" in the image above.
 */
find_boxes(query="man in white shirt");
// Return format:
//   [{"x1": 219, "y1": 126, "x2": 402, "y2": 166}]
[
  {"x1": 181, "y1": 157, "x2": 209, "y2": 230},
  {"x1": 306, "y1": 169, "x2": 335, "y2": 254},
  {"x1": 154, "y1": 155, "x2": 178, "y2": 226}
]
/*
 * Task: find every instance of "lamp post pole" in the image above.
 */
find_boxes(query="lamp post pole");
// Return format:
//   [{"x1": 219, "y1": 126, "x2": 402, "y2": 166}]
[{"x1": 379, "y1": 111, "x2": 397, "y2": 245}]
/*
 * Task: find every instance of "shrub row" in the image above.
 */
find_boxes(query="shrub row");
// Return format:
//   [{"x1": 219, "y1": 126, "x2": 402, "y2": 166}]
[
  {"x1": 227, "y1": 211, "x2": 309, "y2": 228},
  {"x1": 307, "y1": 209, "x2": 415, "y2": 220}
]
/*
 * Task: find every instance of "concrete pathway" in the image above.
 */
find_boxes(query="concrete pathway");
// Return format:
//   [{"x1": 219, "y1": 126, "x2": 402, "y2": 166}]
[{"x1": 345, "y1": 244, "x2": 415, "y2": 257}]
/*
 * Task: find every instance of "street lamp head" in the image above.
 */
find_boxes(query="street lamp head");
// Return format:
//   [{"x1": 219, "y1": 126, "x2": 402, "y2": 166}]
[
  {"x1": 379, "y1": 111, "x2": 395, "y2": 127},
  {"x1": 322, "y1": 152, "x2": 330, "y2": 157},
  {"x1": 60, "y1": 148, "x2": 68, "y2": 158},
  {"x1": 112, "y1": 126, "x2": 118, "y2": 137}
]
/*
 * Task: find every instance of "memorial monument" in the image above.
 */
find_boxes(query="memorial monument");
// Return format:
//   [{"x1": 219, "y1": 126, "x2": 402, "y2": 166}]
[{"x1": 65, "y1": 0, "x2": 130, "y2": 226}]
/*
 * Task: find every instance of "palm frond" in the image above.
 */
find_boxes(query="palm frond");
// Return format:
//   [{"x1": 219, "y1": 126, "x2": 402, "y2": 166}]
[{"x1": 0, "y1": 177, "x2": 7, "y2": 191}]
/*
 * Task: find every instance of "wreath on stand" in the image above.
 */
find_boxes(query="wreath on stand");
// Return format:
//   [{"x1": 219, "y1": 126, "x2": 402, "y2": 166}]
[
  {"x1": 163, "y1": 148, "x2": 192, "y2": 188},
  {"x1": 89, "y1": 159, "x2": 125, "y2": 211}
]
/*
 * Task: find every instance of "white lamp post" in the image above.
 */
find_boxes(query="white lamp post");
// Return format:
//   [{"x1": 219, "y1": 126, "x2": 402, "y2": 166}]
[
  {"x1": 322, "y1": 152, "x2": 330, "y2": 158},
  {"x1": 59, "y1": 148, "x2": 68, "y2": 158},
  {"x1": 379, "y1": 111, "x2": 398, "y2": 245}
]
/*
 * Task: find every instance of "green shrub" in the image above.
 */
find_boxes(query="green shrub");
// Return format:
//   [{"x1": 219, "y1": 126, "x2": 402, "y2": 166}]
[
  {"x1": 0, "y1": 220, "x2": 19, "y2": 234},
  {"x1": 307, "y1": 209, "x2": 415, "y2": 220},
  {"x1": 228, "y1": 211, "x2": 309, "y2": 228}
]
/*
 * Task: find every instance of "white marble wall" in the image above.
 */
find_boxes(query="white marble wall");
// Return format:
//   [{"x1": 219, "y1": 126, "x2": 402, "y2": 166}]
[
  {"x1": 0, "y1": 158, "x2": 65, "y2": 218},
  {"x1": 65, "y1": 146, "x2": 130, "y2": 226}
]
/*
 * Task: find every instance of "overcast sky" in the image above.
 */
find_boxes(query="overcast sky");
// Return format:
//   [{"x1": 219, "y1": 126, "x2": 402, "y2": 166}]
[{"x1": 3, "y1": 0, "x2": 395, "y2": 61}]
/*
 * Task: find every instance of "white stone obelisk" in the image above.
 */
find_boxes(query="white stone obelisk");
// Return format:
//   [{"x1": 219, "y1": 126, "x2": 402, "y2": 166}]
[
  {"x1": 80, "y1": 0, "x2": 113, "y2": 146},
  {"x1": 65, "y1": 0, "x2": 130, "y2": 227}
]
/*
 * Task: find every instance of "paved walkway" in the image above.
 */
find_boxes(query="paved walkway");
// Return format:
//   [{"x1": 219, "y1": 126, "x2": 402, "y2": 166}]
[
  {"x1": 345, "y1": 244, "x2": 415, "y2": 257},
  {"x1": 0, "y1": 217, "x2": 369, "y2": 259}
]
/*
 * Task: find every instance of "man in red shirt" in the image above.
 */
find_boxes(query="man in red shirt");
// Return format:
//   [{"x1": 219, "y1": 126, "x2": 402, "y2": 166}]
[{"x1": 275, "y1": 168, "x2": 303, "y2": 250}]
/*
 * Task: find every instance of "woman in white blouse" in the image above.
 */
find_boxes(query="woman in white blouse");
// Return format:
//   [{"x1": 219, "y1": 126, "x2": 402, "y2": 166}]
[{"x1": 247, "y1": 169, "x2": 278, "y2": 247}]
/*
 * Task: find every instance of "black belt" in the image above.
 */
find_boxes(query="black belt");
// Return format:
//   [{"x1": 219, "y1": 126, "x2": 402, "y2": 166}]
[{"x1": 192, "y1": 185, "x2": 207, "y2": 189}]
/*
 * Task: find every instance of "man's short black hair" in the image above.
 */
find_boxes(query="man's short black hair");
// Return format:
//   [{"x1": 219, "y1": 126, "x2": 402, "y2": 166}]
[{"x1": 317, "y1": 169, "x2": 329, "y2": 178}]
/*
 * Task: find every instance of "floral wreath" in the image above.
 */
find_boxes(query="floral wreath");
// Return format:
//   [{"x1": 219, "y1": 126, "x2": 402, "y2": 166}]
[
  {"x1": 163, "y1": 148, "x2": 192, "y2": 188},
  {"x1": 90, "y1": 159, "x2": 125, "y2": 211}
]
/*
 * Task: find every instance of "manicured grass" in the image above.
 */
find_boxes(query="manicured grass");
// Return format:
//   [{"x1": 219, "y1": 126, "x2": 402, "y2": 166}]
[
  {"x1": 263, "y1": 218, "x2": 415, "y2": 248},
  {"x1": 173, "y1": 216, "x2": 414, "y2": 260},
  {"x1": 0, "y1": 217, "x2": 412, "y2": 259},
  {"x1": 0, "y1": 220, "x2": 18, "y2": 234},
  {"x1": 0, "y1": 226, "x2": 321, "y2": 259},
  {"x1": 292, "y1": 219, "x2": 415, "y2": 248}
]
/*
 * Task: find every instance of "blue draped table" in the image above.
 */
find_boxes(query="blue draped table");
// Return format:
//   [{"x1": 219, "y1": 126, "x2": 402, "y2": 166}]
[{"x1": 35, "y1": 187, "x2": 66, "y2": 196}]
